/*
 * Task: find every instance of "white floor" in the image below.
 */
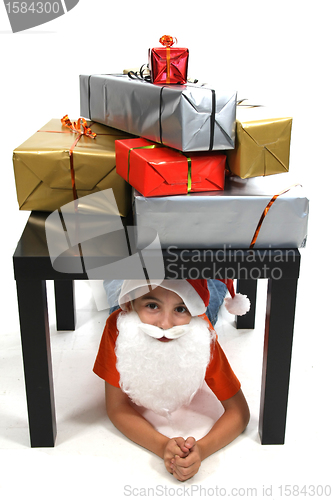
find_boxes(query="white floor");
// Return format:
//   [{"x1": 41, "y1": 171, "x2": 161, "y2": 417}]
[{"x1": 1, "y1": 237, "x2": 332, "y2": 498}]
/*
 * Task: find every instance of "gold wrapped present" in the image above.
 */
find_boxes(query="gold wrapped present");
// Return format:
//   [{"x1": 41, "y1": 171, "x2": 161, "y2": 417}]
[
  {"x1": 226, "y1": 104, "x2": 292, "y2": 178},
  {"x1": 13, "y1": 117, "x2": 134, "y2": 215}
]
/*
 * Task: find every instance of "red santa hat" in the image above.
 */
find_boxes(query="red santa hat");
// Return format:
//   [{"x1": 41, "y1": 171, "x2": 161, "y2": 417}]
[{"x1": 119, "y1": 279, "x2": 250, "y2": 317}]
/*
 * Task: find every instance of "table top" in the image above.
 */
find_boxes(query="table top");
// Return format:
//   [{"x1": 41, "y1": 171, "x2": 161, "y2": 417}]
[{"x1": 13, "y1": 211, "x2": 301, "y2": 281}]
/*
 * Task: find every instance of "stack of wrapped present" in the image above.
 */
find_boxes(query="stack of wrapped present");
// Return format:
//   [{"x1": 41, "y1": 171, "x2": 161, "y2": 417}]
[{"x1": 13, "y1": 36, "x2": 309, "y2": 250}]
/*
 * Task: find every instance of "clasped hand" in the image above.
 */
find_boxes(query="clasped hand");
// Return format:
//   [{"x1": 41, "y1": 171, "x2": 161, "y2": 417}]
[{"x1": 164, "y1": 436, "x2": 202, "y2": 481}]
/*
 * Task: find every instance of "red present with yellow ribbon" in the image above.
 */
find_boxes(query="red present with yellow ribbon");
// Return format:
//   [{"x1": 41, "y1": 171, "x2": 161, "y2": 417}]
[
  {"x1": 13, "y1": 117, "x2": 135, "y2": 215},
  {"x1": 149, "y1": 35, "x2": 189, "y2": 85},
  {"x1": 115, "y1": 137, "x2": 226, "y2": 197}
]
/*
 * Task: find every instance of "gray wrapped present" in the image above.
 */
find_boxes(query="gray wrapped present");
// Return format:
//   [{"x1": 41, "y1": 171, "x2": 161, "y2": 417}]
[
  {"x1": 80, "y1": 74, "x2": 237, "y2": 152},
  {"x1": 134, "y1": 173, "x2": 309, "y2": 249}
]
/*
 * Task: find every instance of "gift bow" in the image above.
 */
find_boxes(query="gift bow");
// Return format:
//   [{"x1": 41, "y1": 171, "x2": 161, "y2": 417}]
[
  {"x1": 60, "y1": 115, "x2": 97, "y2": 201},
  {"x1": 159, "y1": 35, "x2": 177, "y2": 47},
  {"x1": 61, "y1": 114, "x2": 97, "y2": 139}
]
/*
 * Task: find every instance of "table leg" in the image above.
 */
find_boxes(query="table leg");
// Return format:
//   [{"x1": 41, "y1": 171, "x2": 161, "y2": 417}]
[
  {"x1": 54, "y1": 280, "x2": 76, "y2": 331},
  {"x1": 16, "y1": 279, "x2": 56, "y2": 447},
  {"x1": 236, "y1": 279, "x2": 257, "y2": 329},
  {"x1": 259, "y1": 277, "x2": 298, "y2": 444}
]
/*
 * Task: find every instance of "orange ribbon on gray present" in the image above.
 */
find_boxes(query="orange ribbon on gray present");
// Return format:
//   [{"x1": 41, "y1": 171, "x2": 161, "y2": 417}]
[{"x1": 249, "y1": 184, "x2": 301, "y2": 248}]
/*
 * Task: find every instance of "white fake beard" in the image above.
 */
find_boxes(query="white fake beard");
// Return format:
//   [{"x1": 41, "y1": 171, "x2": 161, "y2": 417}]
[{"x1": 115, "y1": 311, "x2": 213, "y2": 417}]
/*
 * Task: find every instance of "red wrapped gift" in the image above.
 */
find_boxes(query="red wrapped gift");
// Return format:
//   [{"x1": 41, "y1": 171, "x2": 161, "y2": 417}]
[
  {"x1": 115, "y1": 137, "x2": 226, "y2": 197},
  {"x1": 149, "y1": 35, "x2": 189, "y2": 85}
]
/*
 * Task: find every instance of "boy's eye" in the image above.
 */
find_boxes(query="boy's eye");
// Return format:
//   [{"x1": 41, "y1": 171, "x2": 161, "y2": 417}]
[
  {"x1": 146, "y1": 303, "x2": 158, "y2": 310},
  {"x1": 175, "y1": 306, "x2": 188, "y2": 314}
]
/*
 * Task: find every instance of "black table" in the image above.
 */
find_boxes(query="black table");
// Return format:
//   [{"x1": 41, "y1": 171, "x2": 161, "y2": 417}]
[{"x1": 13, "y1": 211, "x2": 301, "y2": 447}]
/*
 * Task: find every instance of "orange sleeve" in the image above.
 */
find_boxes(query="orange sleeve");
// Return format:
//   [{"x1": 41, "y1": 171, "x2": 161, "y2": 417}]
[
  {"x1": 201, "y1": 314, "x2": 241, "y2": 402},
  {"x1": 93, "y1": 309, "x2": 122, "y2": 387}
]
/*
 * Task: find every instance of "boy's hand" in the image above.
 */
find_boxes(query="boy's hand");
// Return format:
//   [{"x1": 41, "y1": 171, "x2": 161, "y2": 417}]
[
  {"x1": 163, "y1": 437, "x2": 190, "y2": 473},
  {"x1": 169, "y1": 437, "x2": 202, "y2": 482}
]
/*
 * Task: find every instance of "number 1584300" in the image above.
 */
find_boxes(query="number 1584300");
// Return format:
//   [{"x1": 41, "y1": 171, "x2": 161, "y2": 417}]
[{"x1": 5, "y1": 2, "x2": 61, "y2": 14}]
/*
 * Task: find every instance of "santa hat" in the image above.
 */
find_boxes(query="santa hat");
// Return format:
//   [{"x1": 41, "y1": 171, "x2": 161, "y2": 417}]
[{"x1": 119, "y1": 279, "x2": 250, "y2": 317}]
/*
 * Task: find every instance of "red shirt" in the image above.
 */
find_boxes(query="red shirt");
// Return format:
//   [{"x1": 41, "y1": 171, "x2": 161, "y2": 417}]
[{"x1": 93, "y1": 309, "x2": 241, "y2": 402}]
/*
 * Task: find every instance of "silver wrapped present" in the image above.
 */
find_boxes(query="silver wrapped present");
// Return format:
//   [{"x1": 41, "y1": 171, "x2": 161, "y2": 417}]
[
  {"x1": 134, "y1": 173, "x2": 309, "y2": 249},
  {"x1": 79, "y1": 74, "x2": 236, "y2": 152}
]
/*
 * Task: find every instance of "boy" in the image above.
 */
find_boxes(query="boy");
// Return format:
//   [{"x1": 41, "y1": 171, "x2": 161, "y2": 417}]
[{"x1": 93, "y1": 279, "x2": 250, "y2": 482}]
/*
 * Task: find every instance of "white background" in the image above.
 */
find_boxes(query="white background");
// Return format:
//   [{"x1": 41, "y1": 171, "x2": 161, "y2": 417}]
[{"x1": 0, "y1": 1, "x2": 332, "y2": 498}]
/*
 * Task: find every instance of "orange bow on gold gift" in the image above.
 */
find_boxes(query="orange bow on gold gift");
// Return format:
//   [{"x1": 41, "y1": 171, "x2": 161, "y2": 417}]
[
  {"x1": 61, "y1": 114, "x2": 97, "y2": 139},
  {"x1": 60, "y1": 115, "x2": 97, "y2": 201}
]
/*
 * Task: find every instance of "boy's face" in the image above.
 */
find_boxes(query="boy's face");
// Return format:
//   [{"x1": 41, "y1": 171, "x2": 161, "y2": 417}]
[
  {"x1": 127, "y1": 286, "x2": 192, "y2": 341},
  {"x1": 116, "y1": 288, "x2": 212, "y2": 414}
]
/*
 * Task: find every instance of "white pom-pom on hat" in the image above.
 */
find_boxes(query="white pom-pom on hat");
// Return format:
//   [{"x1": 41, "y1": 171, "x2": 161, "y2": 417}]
[
  {"x1": 224, "y1": 293, "x2": 251, "y2": 316},
  {"x1": 223, "y1": 278, "x2": 251, "y2": 316}
]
